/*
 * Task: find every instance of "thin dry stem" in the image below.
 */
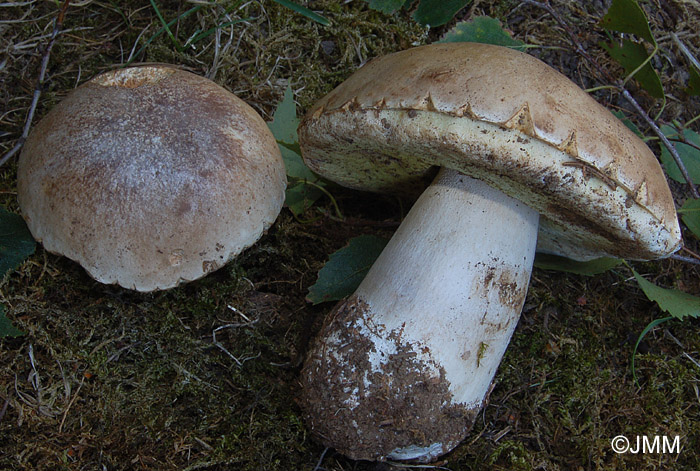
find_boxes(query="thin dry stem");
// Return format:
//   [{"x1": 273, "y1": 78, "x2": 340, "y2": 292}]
[{"x1": 0, "y1": 0, "x2": 70, "y2": 168}]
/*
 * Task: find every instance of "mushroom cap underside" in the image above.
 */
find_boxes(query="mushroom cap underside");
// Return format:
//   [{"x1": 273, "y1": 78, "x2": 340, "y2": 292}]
[
  {"x1": 299, "y1": 42, "x2": 681, "y2": 261},
  {"x1": 17, "y1": 65, "x2": 287, "y2": 291}
]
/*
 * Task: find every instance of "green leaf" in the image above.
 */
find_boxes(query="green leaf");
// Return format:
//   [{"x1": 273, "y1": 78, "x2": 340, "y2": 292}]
[
  {"x1": 599, "y1": 0, "x2": 655, "y2": 45},
  {"x1": 438, "y1": 16, "x2": 525, "y2": 50},
  {"x1": 0, "y1": 208, "x2": 32, "y2": 339},
  {"x1": 658, "y1": 124, "x2": 700, "y2": 184},
  {"x1": 271, "y1": 0, "x2": 329, "y2": 25},
  {"x1": 125, "y1": 4, "x2": 202, "y2": 66},
  {"x1": 280, "y1": 144, "x2": 317, "y2": 181},
  {"x1": 268, "y1": 86, "x2": 328, "y2": 213},
  {"x1": 611, "y1": 110, "x2": 644, "y2": 138},
  {"x1": 534, "y1": 253, "x2": 622, "y2": 276},
  {"x1": 183, "y1": 17, "x2": 251, "y2": 49},
  {"x1": 307, "y1": 235, "x2": 388, "y2": 304},
  {"x1": 365, "y1": 0, "x2": 470, "y2": 27},
  {"x1": 366, "y1": 0, "x2": 405, "y2": 14},
  {"x1": 413, "y1": 0, "x2": 470, "y2": 27},
  {"x1": 278, "y1": 144, "x2": 326, "y2": 214},
  {"x1": 632, "y1": 268, "x2": 700, "y2": 320},
  {"x1": 280, "y1": 148, "x2": 325, "y2": 216},
  {"x1": 631, "y1": 315, "x2": 672, "y2": 384},
  {"x1": 600, "y1": 39, "x2": 663, "y2": 98},
  {"x1": 268, "y1": 85, "x2": 298, "y2": 147},
  {"x1": 0, "y1": 305, "x2": 24, "y2": 338},
  {"x1": 678, "y1": 198, "x2": 700, "y2": 239},
  {"x1": 149, "y1": 0, "x2": 181, "y2": 50},
  {"x1": 285, "y1": 181, "x2": 325, "y2": 217},
  {"x1": 1, "y1": 207, "x2": 36, "y2": 278},
  {"x1": 687, "y1": 65, "x2": 700, "y2": 96}
]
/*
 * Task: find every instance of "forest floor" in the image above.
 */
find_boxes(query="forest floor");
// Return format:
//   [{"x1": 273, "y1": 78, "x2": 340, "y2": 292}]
[{"x1": 1, "y1": 1, "x2": 700, "y2": 470}]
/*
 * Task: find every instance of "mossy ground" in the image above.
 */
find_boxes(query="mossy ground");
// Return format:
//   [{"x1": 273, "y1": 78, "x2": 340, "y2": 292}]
[{"x1": 1, "y1": 1, "x2": 700, "y2": 470}]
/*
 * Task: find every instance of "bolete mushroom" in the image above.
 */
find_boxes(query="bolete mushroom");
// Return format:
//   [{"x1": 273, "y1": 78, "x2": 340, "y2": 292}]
[
  {"x1": 298, "y1": 43, "x2": 681, "y2": 462},
  {"x1": 17, "y1": 65, "x2": 286, "y2": 292}
]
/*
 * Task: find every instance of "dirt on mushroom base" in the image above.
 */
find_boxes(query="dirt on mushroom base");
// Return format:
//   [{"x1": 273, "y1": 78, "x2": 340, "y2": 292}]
[{"x1": 300, "y1": 295, "x2": 479, "y2": 462}]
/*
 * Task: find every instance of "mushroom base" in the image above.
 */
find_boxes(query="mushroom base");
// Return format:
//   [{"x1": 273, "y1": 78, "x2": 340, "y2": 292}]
[
  {"x1": 300, "y1": 169, "x2": 539, "y2": 462},
  {"x1": 300, "y1": 295, "x2": 479, "y2": 462}
]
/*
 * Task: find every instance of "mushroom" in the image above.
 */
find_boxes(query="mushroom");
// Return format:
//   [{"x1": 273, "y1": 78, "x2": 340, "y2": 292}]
[
  {"x1": 17, "y1": 65, "x2": 286, "y2": 292},
  {"x1": 298, "y1": 43, "x2": 681, "y2": 462}
]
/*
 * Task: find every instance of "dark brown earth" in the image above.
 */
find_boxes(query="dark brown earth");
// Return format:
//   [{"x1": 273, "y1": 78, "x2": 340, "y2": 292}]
[{"x1": 300, "y1": 295, "x2": 479, "y2": 462}]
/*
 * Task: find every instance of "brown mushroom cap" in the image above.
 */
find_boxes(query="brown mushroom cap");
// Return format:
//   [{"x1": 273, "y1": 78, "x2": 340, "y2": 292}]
[
  {"x1": 299, "y1": 42, "x2": 681, "y2": 261},
  {"x1": 17, "y1": 65, "x2": 286, "y2": 291}
]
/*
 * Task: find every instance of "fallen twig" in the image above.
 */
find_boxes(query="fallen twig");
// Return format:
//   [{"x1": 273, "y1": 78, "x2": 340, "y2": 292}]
[
  {"x1": 671, "y1": 33, "x2": 700, "y2": 73},
  {"x1": 0, "y1": 0, "x2": 70, "y2": 168},
  {"x1": 621, "y1": 88, "x2": 699, "y2": 199},
  {"x1": 670, "y1": 253, "x2": 700, "y2": 266},
  {"x1": 212, "y1": 307, "x2": 260, "y2": 367},
  {"x1": 58, "y1": 376, "x2": 84, "y2": 433},
  {"x1": 0, "y1": 397, "x2": 8, "y2": 423}
]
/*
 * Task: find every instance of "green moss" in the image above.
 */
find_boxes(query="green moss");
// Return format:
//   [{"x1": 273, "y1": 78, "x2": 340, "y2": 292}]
[{"x1": 2, "y1": 1, "x2": 700, "y2": 470}]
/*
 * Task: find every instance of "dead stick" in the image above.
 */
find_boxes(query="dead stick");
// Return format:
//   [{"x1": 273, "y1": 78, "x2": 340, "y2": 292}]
[
  {"x1": 621, "y1": 88, "x2": 699, "y2": 198},
  {"x1": 681, "y1": 245, "x2": 700, "y2": 262},
  {"x1": 671, "y1": 33, "x2": 700, "y2": 72},
  {"x1": 521, "y1": 0, "x2": 700, "y2": 199},
  {"x1": 670, "y1": 253, "x2": 700, "y2": 265},
  {"x1": 0, "y1": 0, "x2": 71, "y2": 168},
  {"x1": 0, "y1": 397, "x2": 8, "y2": 423}
]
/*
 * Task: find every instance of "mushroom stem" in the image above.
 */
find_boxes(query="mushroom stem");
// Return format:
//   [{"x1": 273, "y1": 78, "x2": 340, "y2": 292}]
[{"x1": 301, "y1": 168, "x2": 539, "y2": 462}]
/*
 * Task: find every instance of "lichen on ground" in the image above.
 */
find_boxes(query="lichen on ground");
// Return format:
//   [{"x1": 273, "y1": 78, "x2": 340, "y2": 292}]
[{"x1": 1, "y1": 1, "x2": 700, "y2": 470}]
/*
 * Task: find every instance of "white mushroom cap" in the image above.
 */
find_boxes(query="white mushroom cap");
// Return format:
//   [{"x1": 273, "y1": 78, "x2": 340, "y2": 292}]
[
  {"x1": 299, "y1": 42, "x2": 681, "y2": 261},
  {"x1": 17, "y1": 65, "x2": 286, "y2": 292}
]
